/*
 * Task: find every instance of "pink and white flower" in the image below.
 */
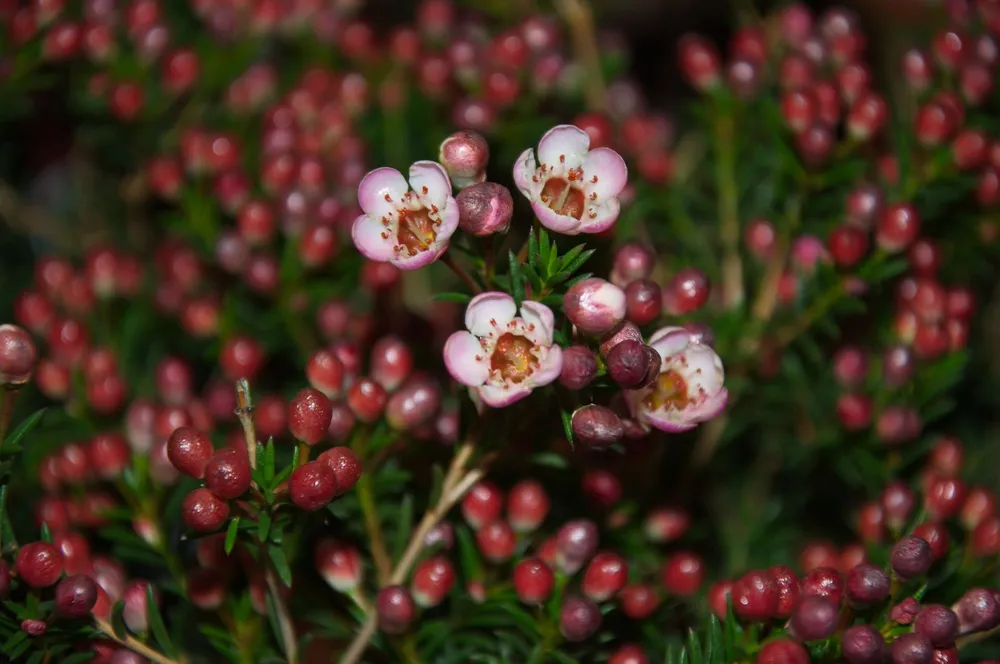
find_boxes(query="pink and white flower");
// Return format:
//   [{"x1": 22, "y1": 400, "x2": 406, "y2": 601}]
[
  {"x1": 625, "y1": 326, "x2": 728, "y2": 432},
  {"x1": 513, "y1": 124, "x2": 628, "y2": 235},
  {"x1": 351, "y1": 161, "x2": 459, "y2": 270},
  {"x1": 444, "y1": 292, "x2": 563, "y2": 408}
]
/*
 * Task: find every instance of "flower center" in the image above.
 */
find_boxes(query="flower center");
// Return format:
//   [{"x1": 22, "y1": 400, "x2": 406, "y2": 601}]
[
  {"x1": 490, "y1": 333, "x2": 538, "y2": 383},
  {"x1": 396, "y1": 208, "x2": 438, "y2": 256},
  {"x1": 643, "y1": 370, "x2": 690, "y2": 411},
  {"x1": 539, "y1": 178, "x2": 586, "y2": 220}
]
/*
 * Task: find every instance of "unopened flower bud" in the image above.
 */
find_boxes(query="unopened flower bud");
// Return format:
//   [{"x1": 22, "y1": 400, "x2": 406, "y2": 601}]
[
  {"x1": 385, "y1": 374, "x2": 442, "y2": 431},
  {"x1": 0, "y1": 323, "x2": 37, "y2": 386},
  {"x1": 599, "y1": 321, "x2": 643, "y2": 358},
  {"x1": 952, "y1": 588, "x2": 1000, "y2": 635},
  {"x1": 558, "y1": 345, "x2": 598, "y2": 390},
  {"x1": 891, "y1": 536, "x2": 932, "y2": 579},
  {"x1": 556, "y1": 519, "x2": 599, "y2": 574},
  {"x1": 564, "y1": 278, "x2": 627, "y2": 336},
  {"x1": 315, "y1": 539, "x2": 363, "y2": 592},
  {"x1": 439, "y1": 130, "x2": 489, "y2": 189},
  {"x1": 611, "y1": 242, "x2": 656, "y2": 287},
  {"x1": 607, "y1": 340, "x2": 660, "y2": 389},
  {"x1": 571, "y1": 405, "x2": 624, "y2": 449},
  {"x1": 456, "y1": 182, "x2": 513, "y2": 236}
]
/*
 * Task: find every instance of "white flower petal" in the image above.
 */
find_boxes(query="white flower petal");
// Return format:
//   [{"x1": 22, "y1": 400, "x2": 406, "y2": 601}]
[
  {"x1": 443, "y1": 331, "x2": 490, "y2": 387},
  {"x1": 408, "y1": 160, "x2": 452, "y2": 212},
  {"x1": 465, "y1": 292, "x2": 517, "y2": 338},
  {"x1": 357, "y1": 167, "x2": 408, "y2": 218},
  {"x1": 537, "y1": 125, "x2": 590, "y2": 170}
]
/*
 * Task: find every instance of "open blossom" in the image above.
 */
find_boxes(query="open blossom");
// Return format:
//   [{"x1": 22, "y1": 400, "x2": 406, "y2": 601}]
[
  {"x1": 351, "y1": 161, "x2": 459, "y2": 270},
  {"x1": 625, "y1": 326, "x2": 727, "y2": 432},
  {"x1": 444, "y1": 292, "x2": 562, "y2": 408},
  {"x1": 513, "y1": 125, "x2": 628, "y2": 235}
]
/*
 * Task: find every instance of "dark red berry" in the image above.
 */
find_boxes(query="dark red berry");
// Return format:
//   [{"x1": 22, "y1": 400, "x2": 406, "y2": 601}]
[
  {"x1": 376, "y1": 585, "x2": 415, "y2": 635},
  {"x1": 411, "y1": 556, "x2": 455, "y2": 608},
  {"x1": 167, "y1": 427, "x2": 214, "y2": 479},
  {"x1": 203, "y1": 448, "x2": 252, "y2": 500},
  {"x1": 757, "y1": 639, "x2": 809, "y2": 664},
  {"x1": 661, "y1": 551, "x2": 704, "y2": 597},
  {"x1": 625, "y1": 279, "x2": 662, "y2": 326},
  {"x1": 845, "y1": 563, "x2": 890, "y2": 607},
  {"x1": 16, "y1": 542, "x2": 64, "y2": 588},
  {"x1": 914, "y1": 522, "x2": 950, "y2": 560},
  {"x1": 891, "y1": 537, "x2": 933, "y2": 579},
  {"x1": 558, "y1": 346, "x2": 598, "y2": 390},
  {"x1": 607, "y1": 340, "x2": 660, "y2": 389},
  {"x1": 287, "y1": 388, "x2": 333, "y2": 446},
  {"x1": 289, "y1": 461, "x2": 338, "y2": 511},
  {"x1": 182, "y1": 488, "x2": 229, "y2": 532},
  {"x1": 513, "y1": 557, "x2": 555, "y2": 604},
  {"x1": 892, "y1": 633, "x2": 933, "y2": 664},
  {"x1": 346, "y1": 377, "x2": 387, "y2": 423},
  {"x1": 461, "y1": 481, "x2": 504, "y2": 530},
  {"x1": 556, "y1": 519, "x2": 599, "y2": 575},
  {"x1": 800, "y1": 566, "x2": 844, "y2": 606},
  {"x1": 842, "y1": 625, "x2": 885, "y2": 664},
  {"x1": 915, "y1": 604, "x2": 959, "y2": 647},
  {"x1": 769, "y1": 565, "x2": 800, "y2": 618},
  {"x1": 507, "y1": 480, "x2": 550, "y2": 533},
  {"x1": 619, "y1": 583, "x2": 659, "y2": 619},
  {"x1": 664, "y1": 267, "x2": 710, "y2": 314},
  {"x1": 790, "y1": 594, "x2": 838, "y2": 641},
  {"x1": 559, "y1": 595, "x2": 602, "y2": 642},
  {"x1": 571, "y1": 405, "x2": 624, "y2": 449},
  {"x1": 0, "y1": 324, "x2": 37, "y2": 385},
  {"x1": 609, "y1": 644, "x2": 649, "y2": 664},
  {"x1": 828, "y1": 225, "x2": 868, "y2": 266},
  {"x1": 953, "y1": 588, "x2": 1000, "y2": 635},
  {"x1": 476, "y1": 520, "x2": 517, "y2": 563},
  {"x1": 582, "y1": 552, "x2": 628, "y2": 602},
  {"x1": 924, "y1": 476, "x2": 966, "y2": 521},
  {"x1": 317, "y1": 446, "x2": 362, "y2": 495},
  {"x1": 54, "y1": 574, "x2": 98, "y2": 618},
  {"x1": 877, "y1": 203, "x2": 921, "y2": 252},
  {"x1": 732, "y1": 569, "x2": 778, "y2": 622}
]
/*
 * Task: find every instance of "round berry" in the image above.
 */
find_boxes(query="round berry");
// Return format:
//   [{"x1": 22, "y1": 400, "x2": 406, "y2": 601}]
[
  {"x1": 287, "y1": 388, "x2": 333, "y2": 445},
  {"x1": 507, "y1": 480, "x2": 549, "y2": 533},
  {"x1": 828, "y1": 225, "x2": 868, "y2": 267},
  {"x1": 317, "y1": 447, "x2": 362, "y2": 495},
  {"x1": 315, "y1": 539, "x2": 363, "y2": 592},
  {"x1": 891, "y1": 633, "x2": 933, "y2": 664},
  {"x1": 559, "y1": 595, "x2": 602, "y2": 642},
  {"x1": 757, "y1": 639, "x2": 808, "y2": 664},
  {"x1": 846, "y1": 563, "x2": 890, "y2": 607},
  {"x1": 914, "y1": 604, "x2": 959, "y2": 647},
  {"x1": 54, "y1": 574, "x2": 98, "y2": 618},
  {"x1": 513, "y1": 557, "x2": 555, "y2": 605},
  {"x1": 582, "y1": 552, "x2": 628, "y2": 602},
  {"x1": 0, "y1": 324, "x2": 37, "y2": 386},
  {"x1": 556, "y1": 519, "x2": 599, "y2": 575},
  {"x1": 476, "y1": 520, "x2": 516, "y2": 563},
  {"x1": 664, "y1": 267, "x2": 710, "y2": 314},
  {"x1": 166, "y1": 427, "x2": 214, "y2": 479},
  {"x1": 891, "y1": 536, "x2": 933, "y2": 579},
  {"x1": 769, "y1": 565, "x2": 800, "y2": 618},
  {"x1": 607, "y1": 340, "x2": 660, "y2": 389},
  {"x1": 461, "y1": 481, "x2": 504, "y2": 530},
  {"x1": 558, "y1": 346, "x2": 598, "y2": 390},
  {"x1": 182, "y1": 488, "x2": 230, "y2": 532},
  {"x1": 661, "y1": 551, "x2": 704, "y2": 597},
  {"x1": 733, "y1": 569, "x2": 778, "y2": 622},
  {"x1": 289, "y1": 461, "x2": 338, "y2": 511},
  {"x1": 801, "y1": 566, "x2": 844, "y2": 606},
  {"x1": 411, "y1": 556, "x2": 456, "y2": 608},
  {"x1": 842, "y1": 624, "x2": 885, "y2": 664},
  {"x1": 16, "y1": 542, "x2": 64, "y2": 588},
  {"x1": 204, "y1": 448, "x2": 252, "y2": 500},
  {"x1": 376, "y1": 585, "x2": 415, "y2": 635},
  {"x1": 790, "y1": 594, "x2": 838, "y2": 641}
]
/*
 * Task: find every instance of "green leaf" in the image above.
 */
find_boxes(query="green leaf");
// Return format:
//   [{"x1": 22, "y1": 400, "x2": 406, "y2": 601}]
[
  {"x1": 265, "y1": 591, "x2": 287, "y2": 654},
  {"x1": 1, "y1": 630, "x2": 27, "y2": 655},
  {"x1": 263, "y1": 439, "x2": 276, "y2": 485},
  {"x1": 258, "y1": 511, "x2": 272, "y2": 542},
  {"x1": 559, "y1": 244, "x2": 595, "y2": 276},
  {"x1": 39, "y1": 523, "x2": 51, "y2": 544},
  {"x1": 110, "y1": 600, "x2": 127, "y2": 639},
  {"x1": 508, "y1": 250, "x2": 525, "y2": 306},
  {"x1": 269, "y1": 544, "x2": 292, "y2": 587},
  {"x1": 530, "y1": 452, "x2": 568, "y2": 469},
  {"x1": 687, "y1": 628, "x2": 704, "y2": 664},
  {"x1": 2, "y1": 408, "x2": 45, "y2": 451},
  {"x1": 560, "y1": 410, "x2": 575, "y2": 449},
  {"x1": 392, "y1": 493, "x2": 414, "y2": 561},
  {"x1": 433, "y1": 292, "x2": 473, "y2": 304},
  {"x1": 58, "y1": 653, "x2": 99, "y2": 664},
  {"x1": 224, "y1": 517, "x2": 241, "y2": 555},
  {"x1": 146, "y1": 584, "x2": 176, "y2": 655}
]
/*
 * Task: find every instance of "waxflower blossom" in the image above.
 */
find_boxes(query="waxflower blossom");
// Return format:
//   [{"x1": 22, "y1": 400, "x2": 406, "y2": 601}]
[
  {"x1": 513, "y1": 125, "x2": 628, "y2": 235},
  {"x1": 351, "y1": 161, "x2": 459, "y2": 270},
  {"x1": 625, "y1": 326, "x2": 728, "y2": 432},
  {"x1": 444, "y1": 292, "x2": 563, "y2": 408}
]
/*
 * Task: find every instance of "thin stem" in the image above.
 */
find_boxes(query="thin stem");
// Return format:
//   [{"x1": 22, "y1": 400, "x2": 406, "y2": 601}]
[
  {"x1": 233, "y1": 379, "x2": 296, "y2": 663},
  {"x1": 440, "y1": 252, "x2": 482, "y2": 294},
  {"x1": 714, "y1": 101, "x2": 744, "y2": 310},
  {"x1": 234, "y1": 379, "x2": 258, "y2": 471},
  {"x1": 340, "y1": 442, "x2": 489, "y2": 664},
  {"x1": 265, "y1": 568, "x2": 299, "y2": 664},
  {"x1": 93, "y1": 617, "x2": 181, "y2": 664},
  {"x1": 357, "y1": 471, "x2": 392, "y2": 586},
  {"x1": 554, "y1": 0, "x2": 605, "y2": 111}
]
